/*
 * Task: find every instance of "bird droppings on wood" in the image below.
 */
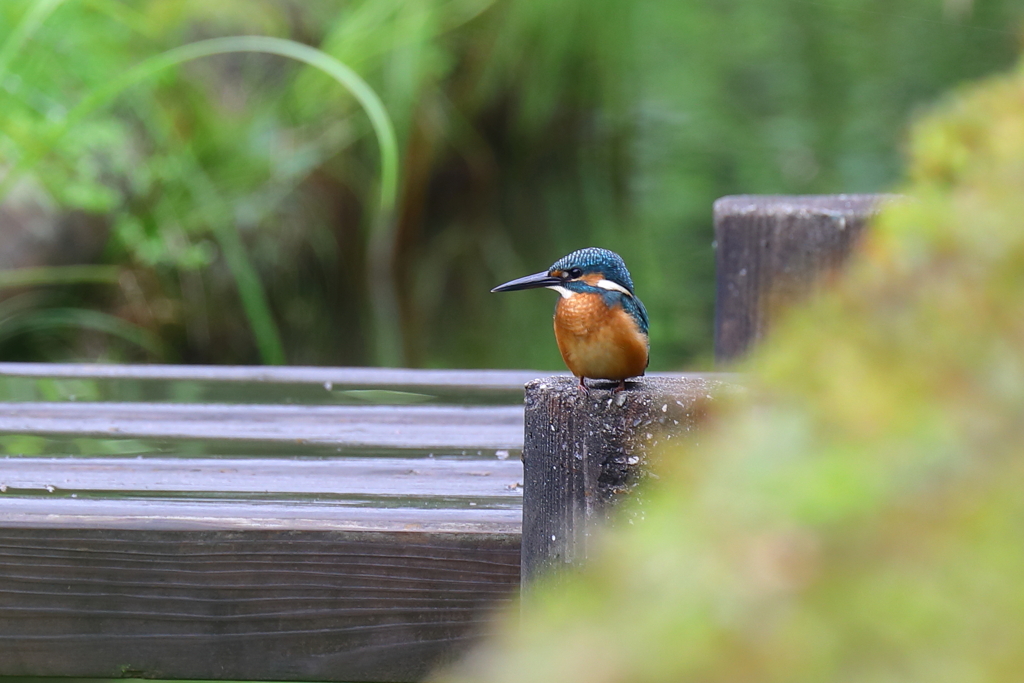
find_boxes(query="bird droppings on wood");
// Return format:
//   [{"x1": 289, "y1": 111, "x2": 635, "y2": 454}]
[{"x1": 521, "y1": 374, "x2": 735, "y2": 583}]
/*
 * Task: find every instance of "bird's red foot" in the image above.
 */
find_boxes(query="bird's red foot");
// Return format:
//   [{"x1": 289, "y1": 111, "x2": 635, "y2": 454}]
[
  {"x1": 612, "y1": 380, "x2": 627, "y2": 394},
  {"x1": 578, "y1": 376, "x2": 590, "y2": 394}
]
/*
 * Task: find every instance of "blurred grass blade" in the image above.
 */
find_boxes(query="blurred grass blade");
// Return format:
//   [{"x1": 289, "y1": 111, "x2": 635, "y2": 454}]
[
  {"x1": 0, "y1": 307, "x2": 162, "y2": 356},
  {"x1": 0, "y1": 0, "x2": 67, "y2": 86},
  {"x1": 0, "y1": 265, "x2": 120, "y2": 290},
  {"x1": 210, "y1": 204, "x2": 287, "y2": 366},
  {"x1": 0, "y1": 35, "x2": 398, "y2": 216},
  {"x1": 0, "y1": 35, "x2": 401, "y2": 366}
]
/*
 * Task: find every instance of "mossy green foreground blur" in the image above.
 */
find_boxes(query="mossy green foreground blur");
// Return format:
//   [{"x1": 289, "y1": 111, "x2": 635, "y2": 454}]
[{"x1": 437, "y1": 61, "x2": 1024, "y2": 682}]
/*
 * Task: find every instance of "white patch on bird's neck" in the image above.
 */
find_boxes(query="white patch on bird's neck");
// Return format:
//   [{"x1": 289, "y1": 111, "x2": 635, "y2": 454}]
[
  {"x1": 595, "y1": 279, "x2": 633, "y2": 296},
  {"x1": 547, "y1": 285, "x2": 574, "y2": 299}
]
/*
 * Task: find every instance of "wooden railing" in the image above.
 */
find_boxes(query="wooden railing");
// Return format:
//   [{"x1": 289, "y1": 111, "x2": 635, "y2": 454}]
[
  {"x1": 0, "y1": 365, "x2": 530, "y2": 682},
  {"x1": 0, "y1": 195, "x2": 886, "y2": 682}
]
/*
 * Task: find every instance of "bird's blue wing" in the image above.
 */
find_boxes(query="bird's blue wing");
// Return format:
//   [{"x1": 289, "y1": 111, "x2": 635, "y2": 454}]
[
  {"x1": 630, "y1": 295, "x2": 650, "y2": 336},
  {"x1": 603, "y1": 290, "x2": 649, "y2": 336}
]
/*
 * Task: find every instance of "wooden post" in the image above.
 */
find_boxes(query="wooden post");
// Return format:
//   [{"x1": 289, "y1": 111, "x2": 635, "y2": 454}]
[
  {"x1": 714, "y1": 194, "x2": 888, "y2": 363},
  {"x1": 520, "y1": 375, "x2": 727, "y2": 584}
]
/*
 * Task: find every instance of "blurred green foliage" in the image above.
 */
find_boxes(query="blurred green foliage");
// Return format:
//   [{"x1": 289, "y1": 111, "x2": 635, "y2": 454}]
[
  {"x1": 438, "y1": 58, "x2": 1024, "y2": 682},
  {"x1": 0, "y1": 0, "x2": 1021, "y2": 368}
]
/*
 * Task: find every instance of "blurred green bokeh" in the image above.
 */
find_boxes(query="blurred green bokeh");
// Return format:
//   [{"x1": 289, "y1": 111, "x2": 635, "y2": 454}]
[{"x1": 0, "y1": 0, "x2": 1020, "y2": 368}]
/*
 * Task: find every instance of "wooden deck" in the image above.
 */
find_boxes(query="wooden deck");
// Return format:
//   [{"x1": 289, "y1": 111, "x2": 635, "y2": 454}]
[{"x1": 0, "y1": 367, "x2": 531, "y2": 682}]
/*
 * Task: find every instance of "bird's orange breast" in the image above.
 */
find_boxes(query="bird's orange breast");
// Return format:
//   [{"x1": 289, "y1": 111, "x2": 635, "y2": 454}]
[{"x1": 553, "y1": 292, "x2": 649, "y2": 381}]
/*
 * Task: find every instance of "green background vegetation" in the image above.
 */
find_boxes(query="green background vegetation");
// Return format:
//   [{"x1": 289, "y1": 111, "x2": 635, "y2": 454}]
[{"x1": 0, "y1": 0, "x2": 1021, "y2": 370}]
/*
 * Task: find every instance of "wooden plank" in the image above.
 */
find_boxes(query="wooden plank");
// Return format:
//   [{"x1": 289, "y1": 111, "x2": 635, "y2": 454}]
[
  {"x1": 0, "y1": 363, "x2": 721, "y2": 405},
  {"x1": 520, "y1": 375, "x2": 728, "y2": 584},
  {"x1": 713, "y1": 194, "x2": 887, "y2": 362},
  {"x1": 0, "y1": 456, "x2": 523, "y2": 500},
  {"x1": 0, "y1": 498, "x2": 522, "y2": 533},
  {"x1": 0, "y1": 402, "x2": 524, "y2": 450},
  {"x1": 0, "y1": 363, "x2": 545, "y2": 390},
  {"x1": 0, "y1": 363, "x2": 543, "y2": 406},
  {"x1": 0, "y1": 527, "x2": 520, "y2": 682}
]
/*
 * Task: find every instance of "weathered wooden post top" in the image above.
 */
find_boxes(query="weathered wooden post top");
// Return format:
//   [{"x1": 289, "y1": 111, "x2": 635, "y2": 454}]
[
  {"x1": 714, "y1": 194, "x2": 887, "y2": 363},
  {"x1": 520, "y1": 375, "x2": 729, "y2": 583}
]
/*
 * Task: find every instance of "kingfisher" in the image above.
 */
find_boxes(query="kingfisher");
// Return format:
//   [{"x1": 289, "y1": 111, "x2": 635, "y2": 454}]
[{"x1": 492, "y1": 247, "x2": 649, "y2": 393}]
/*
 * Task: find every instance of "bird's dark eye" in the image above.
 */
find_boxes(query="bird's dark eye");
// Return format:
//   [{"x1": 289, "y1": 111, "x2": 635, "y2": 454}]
[{"x1": 567, "y1": 267, "x2": 583, "y2": 279}]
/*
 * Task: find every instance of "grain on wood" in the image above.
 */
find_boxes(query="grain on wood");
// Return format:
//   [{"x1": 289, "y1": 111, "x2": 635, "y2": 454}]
[
  {"x1": 0, "y1": 456, "x2": 523, "y2": 500},
  {"x1": 0, "y1": 364, "x2": 717, "y2": 406},
  {"x1": 0, "y1": 363, "x2": 545, "y2": 391},
  {"x1": 0, "y1": 363, "x2": 532, "y2": 681},
  {"x1": 0, "y1": 402, "x2": 524, "y2": 449},
  {"x1": 713, "y1": 194, "x2": 889, "y2": 363},
  {"x1": 0, "y1": 498, "x2": 522, "y2": 533},
  {"x1": 0, "y1": 528, "x2": 520, "y2": 682},
  {"x1": 0, "y1": 364, "x2": 545, "y2": 405},
  {"x1": 520, "y1": 375, "x2": 730, "y2": 584}
]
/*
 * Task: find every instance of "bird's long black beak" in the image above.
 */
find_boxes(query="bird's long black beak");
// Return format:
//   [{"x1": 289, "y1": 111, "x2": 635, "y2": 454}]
[{"x1": 491, "y1": 271, "x2": 562, "y2": 293}]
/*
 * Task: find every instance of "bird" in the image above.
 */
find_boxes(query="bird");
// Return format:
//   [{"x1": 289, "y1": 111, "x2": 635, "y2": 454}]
[{"x1": 491, "y1": 247, "x2": 649, "y2": 393}]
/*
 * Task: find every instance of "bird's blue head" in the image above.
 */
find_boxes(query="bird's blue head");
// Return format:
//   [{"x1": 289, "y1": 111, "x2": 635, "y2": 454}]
[
  {"x1": 491, "y1": 246, "x2": 649, "y2": 336},
  {"x1": 549, "y1": 247, "x2": 636, "y2": 294},
  {"x1": 490, "y1": 247, "x2": 636, "y2": 296}
]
